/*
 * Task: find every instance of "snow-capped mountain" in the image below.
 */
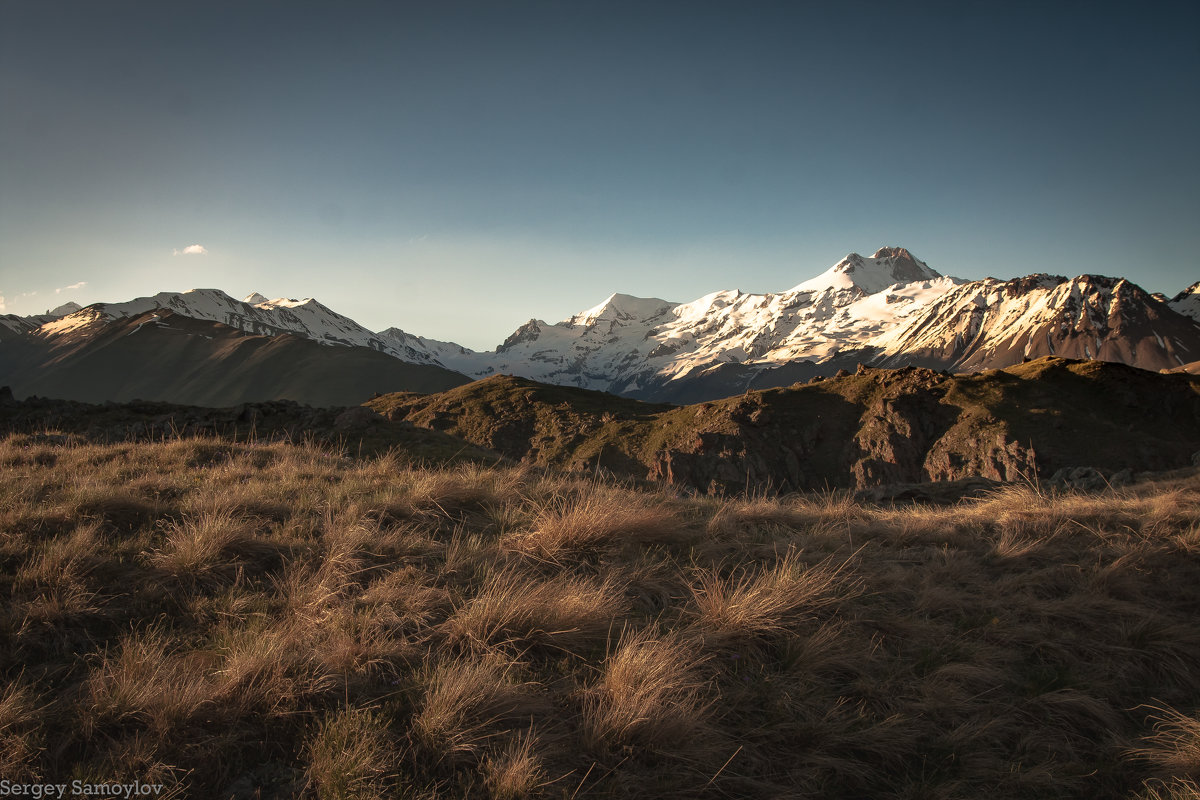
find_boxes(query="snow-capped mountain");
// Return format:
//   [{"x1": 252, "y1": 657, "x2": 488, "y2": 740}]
[
  {"x1": 0, "y1": 302, "x2": 82, "y2": 339},
  {"x1": 871, "y1": 274, "x2": 1198, "y2": 372},
  {"x1": 447, "y1": 248, "x2": 1199, "y2": 399},
  {"x1": 6, "y1": 247, "x2": 1197, "y2": 404},
  {"x1": 31, "y1": 289, "x2": 447, "y2": 366},
  {"x1": 450, "y1": 248, "x2": 962, "y2": 395},
  {"x1": 1172, "y1": 281, "x2": 1200, "y2": 322}
]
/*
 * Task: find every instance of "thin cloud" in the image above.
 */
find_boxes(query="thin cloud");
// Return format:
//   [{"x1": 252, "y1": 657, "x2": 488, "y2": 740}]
[
  {"x1": 55, "y1": 281, "x2": 88, "y2": 294},
  {"x1": 0, "y1": 294, "x2": 6, "y2": 313},
  {"x1": 173, "y1": 244, "x2": 208, "y2": 256}
]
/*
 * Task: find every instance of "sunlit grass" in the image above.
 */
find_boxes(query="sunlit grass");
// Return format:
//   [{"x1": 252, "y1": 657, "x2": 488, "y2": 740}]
[{"x1": 1, "y1": 433, "x2": 1198, "y2": 798}]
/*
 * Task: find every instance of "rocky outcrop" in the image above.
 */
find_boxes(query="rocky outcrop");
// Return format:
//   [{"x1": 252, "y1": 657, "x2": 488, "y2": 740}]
[
  {"x1": 369, "y1": 358, "x2": 1200, "y2": 497},
  {"x1": 642, "y1": 367, "x2": 1047, "y2": 494}
]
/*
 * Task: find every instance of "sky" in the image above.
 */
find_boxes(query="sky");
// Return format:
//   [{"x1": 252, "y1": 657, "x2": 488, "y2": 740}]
[{"x1": 2, "y1": 0, "x2": 1197, "y2": 350}]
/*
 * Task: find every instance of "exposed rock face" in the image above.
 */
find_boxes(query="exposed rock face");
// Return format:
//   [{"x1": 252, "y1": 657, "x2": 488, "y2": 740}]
[
  {"x1": 369, "y1": 357, "x2": 1200, "y2": 496},
  {"x1": 848, "y1": 386, "x2": 957, "y2": 486},
  {"x1": 641, "y1": 367, "x2": 1045, "y2": 494}
]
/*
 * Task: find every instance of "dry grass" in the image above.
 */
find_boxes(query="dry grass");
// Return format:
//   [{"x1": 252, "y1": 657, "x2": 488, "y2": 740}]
[
  {"x1": 80, "y1": 628, "x2": 215, "y2": 736},
  {"x1": 483, "y1": 729, "x2": 549, "y2": 800},
  {"x1": 3, "y1": 432, "x2": 1200, "y2": 798},
  {"x1": 505, "y1": 490, "x2": 688, "y2": 560},
  {"x1": 443, "y1": 568, "x2": 628, "y2": 651},
  {"x1": 0, "y1": 680, "x2": 42, "y2": 778},
  {"x1": 306, "y1": 707, "x2": 398, "y2": 800},
  {"x1": 689, "y1": 550, "x2": 856, "y2": 645},
  {"x1": 147, "y1": 509, "x2": 257, "y2": 578},
  {"x1": 1133, "y1": 706, "x2": 1200, "y2": 780},
  {"x1": 412, "y1": 656, "x2": 547, "y2": 760},
  {"x1": 580, "y1": 626, "x2": 711, "y2": 751}
]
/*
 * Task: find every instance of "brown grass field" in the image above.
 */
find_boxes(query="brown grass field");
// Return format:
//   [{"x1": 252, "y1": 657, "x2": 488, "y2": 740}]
[{"x1": 1, "y1": 433, "x2": 1199, "y2": 798}]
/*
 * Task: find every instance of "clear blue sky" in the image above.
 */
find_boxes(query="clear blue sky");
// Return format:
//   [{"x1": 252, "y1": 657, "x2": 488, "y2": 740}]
[{"x1": 2, "y1": 0, "x2": 1197, "y2": 349}]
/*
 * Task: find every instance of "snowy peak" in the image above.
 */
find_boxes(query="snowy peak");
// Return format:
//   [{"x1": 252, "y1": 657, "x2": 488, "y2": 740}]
[
  {"x1": 12, "y1": 246, "x2": 1193, "y2": 405},
  {"x1": 1170, "y1": 281, "x2": 1200, "y2": 323},
  {"x1": 872, "y1": 271, "x2": 1199, "y2": 373},
  {"x1": 1176, "y1": 281, "x2": 1200, "y2": 299},
  {"x1": 475, "y1": 247, "x2": 961, "y2": 393},
  {"x1": 570, "y1": 293, "x2": 675, "y2": 326},
  {"x1": 497, "y1": 320, "x2": 543, "y2": 353},
  {"x1": 790, "y1": 247, "x2": 941, "y2": 295},
  {"x1": 48, "y1": 302, "x2": 83, "y2": 318},
  {"x1": 30, "y1": 288, "x2": 456, "y2": 368}
]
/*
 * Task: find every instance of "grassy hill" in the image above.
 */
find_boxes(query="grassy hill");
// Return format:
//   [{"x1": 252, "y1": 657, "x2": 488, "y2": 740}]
[{"x1": 1, "y1": 433, "x2": 1198, "y2": 798}]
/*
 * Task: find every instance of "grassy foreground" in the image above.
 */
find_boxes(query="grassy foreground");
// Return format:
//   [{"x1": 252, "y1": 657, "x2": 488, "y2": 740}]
[{"x1": 1, "y1": 434, "x2": 1198, "y2": 799}]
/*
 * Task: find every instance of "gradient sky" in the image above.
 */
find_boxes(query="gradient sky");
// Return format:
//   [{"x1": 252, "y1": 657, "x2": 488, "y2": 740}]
[{"x1": 2, "y1": 1, "x2": 1197, "y2": 349}]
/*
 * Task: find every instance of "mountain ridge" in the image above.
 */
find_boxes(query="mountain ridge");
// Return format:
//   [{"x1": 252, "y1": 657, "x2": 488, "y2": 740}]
[
  {"x1": 364, "y1": 357, "x2": 1200, "y2": 494},
  {"x1": 3, "y1": 309, "x2": 470, "y2": 406},
  {"x1": 4, "y1": 247, "x2": 1198, "y2": 404}
]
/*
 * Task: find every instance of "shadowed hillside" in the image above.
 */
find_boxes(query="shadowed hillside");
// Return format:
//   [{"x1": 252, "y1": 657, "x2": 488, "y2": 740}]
[
  {"x1": 0, "y1": 392, "x2": 503, "y2": 466},
  {"x1": 1, "y1": 310, "x2": 471, "y2": 407},
  {"x1": 368, "y1": 357, "x2": 1200, "y2": 495}
]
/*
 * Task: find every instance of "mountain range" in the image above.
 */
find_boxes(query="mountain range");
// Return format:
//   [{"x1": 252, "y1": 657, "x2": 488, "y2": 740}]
[{"x1": 2, "y1": 247, "x2": 1197, "y2": 406}]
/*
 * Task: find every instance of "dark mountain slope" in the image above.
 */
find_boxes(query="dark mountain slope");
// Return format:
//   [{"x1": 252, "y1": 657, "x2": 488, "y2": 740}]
[
  {"x1": 368, "y1": 358, "x2": 1200, "y2": 494},
  {"x1": 1, "y1": 310, "x2": 470, "y2": 407}
]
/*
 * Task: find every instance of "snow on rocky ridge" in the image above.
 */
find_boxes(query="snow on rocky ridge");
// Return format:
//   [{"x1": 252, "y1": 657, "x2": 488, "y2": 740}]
[
  {"x1": 872, "y1": 273, "x2": 1199, "y2": 372},
  {"x1": 449, "y1": 247, "x2": 965, "y2": 391},
  {"x1": 1172, "y1": 281, "x2": 1200, "y2": 322},
  {"x1": 32, "y1": 288, "x2": 448, "y2": 366},
  {"x1": 16, "y1": 248, "x2": 1200, "y2": 397}
]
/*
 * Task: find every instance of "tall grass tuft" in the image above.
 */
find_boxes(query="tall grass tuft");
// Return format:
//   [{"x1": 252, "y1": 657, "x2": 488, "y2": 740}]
[
  {"x1": 689, "y1": 550, "x2": 856, "y2": 646},
  {"x1": 443, "y1": 569, "x2": 627, "y2": 651},
  {"x1": 306, "y1": 706, "x2": 398, "y2": 800},
  {"x1": 412, "y1": 656, "x2": 548, "y2": 760},
  {"x1": 580, "y1": 626, "x2": 711, "y2": 752},
  {"x1": 506, "y1": 490, "x2": 687, "y2": 559}
]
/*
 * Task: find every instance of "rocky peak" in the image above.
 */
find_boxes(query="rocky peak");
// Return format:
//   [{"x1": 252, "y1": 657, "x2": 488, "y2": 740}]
[
  {"x1": 1170, "y1": 280, "x2": 1200, "y2": 322},
  {"x1": 570, "y1": 293, "x2": 675, "y2": 326},
  {"x1": 1001, "y1": 274, "x2": 1067, "y2": 297},
  {"x1": 792, "y1": 247, "x2": 941, "y2": 295},
  {"x1": 497, "y1": 319, "x2": 542, "y2": 353},
  {"x1": 868, "y1": 247, "x2": 941, "y2": 284},
  {"x1": 46, "y1": 302, "x2": 83, "y2": 318},
  {"x1": 871, "y1": 246, "x2": 917, "y2": 261}
]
